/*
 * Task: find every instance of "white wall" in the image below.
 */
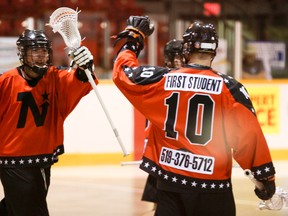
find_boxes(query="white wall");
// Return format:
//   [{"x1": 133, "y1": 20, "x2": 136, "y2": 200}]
[{"x1": 64, "y1": 83, "x2": 134, "y2": 154}]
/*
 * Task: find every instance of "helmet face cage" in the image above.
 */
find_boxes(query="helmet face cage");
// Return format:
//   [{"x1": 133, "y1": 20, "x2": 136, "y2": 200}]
[
  {"x1": 16, "y1": 29, "x2": 53, "y2": 67},
  {"x1": 182, "y1": 22, "x2": 218, "y2": 56},
  {"x1": 164, "y1": 39, "x2": 183, "y2": 67}
]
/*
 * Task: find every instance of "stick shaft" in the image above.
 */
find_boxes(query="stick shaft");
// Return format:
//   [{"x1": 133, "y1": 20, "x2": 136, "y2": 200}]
[
  {"x1": 49, "y1": 7, "x2": 129, "y2": 157},
  {"x1": 244, "y1": 169, "x2": 264, "y2": 190},
  {"x1": 84, "y1": 69, "x2": 129, "y2": 156},
  {"x1": 120, "y1": 160, "x2": 142, "y2": 166}
]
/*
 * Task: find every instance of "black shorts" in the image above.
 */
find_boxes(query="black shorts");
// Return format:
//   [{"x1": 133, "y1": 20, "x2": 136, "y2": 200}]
[
  {"x1": 142, "y1": 174, "x2": 158, "y2": 203},
  {"x1": 154, "y1": 189, "x2": 236, "y2": 216},
  {"x1": 0, "y1": 166, "x2": 51, "y2": 216}
]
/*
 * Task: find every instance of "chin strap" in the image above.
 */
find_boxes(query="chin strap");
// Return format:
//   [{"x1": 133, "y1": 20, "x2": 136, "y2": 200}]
[{"x1": 22, "y1": 63, "x2": 48, "y2": 79}]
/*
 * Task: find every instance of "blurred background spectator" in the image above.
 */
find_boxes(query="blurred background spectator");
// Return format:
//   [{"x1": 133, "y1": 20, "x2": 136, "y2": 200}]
[{"x1": 242, "y1": 44, "x2": 267, "y2": 79}]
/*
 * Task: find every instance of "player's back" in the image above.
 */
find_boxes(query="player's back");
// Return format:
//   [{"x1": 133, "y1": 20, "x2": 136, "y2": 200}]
[
  {"x1": 113, "y1": 48, "x2": 270, "y2": 187},
  {"x1": 139, "y1": 63, "x2": 262, "y2": 185}
]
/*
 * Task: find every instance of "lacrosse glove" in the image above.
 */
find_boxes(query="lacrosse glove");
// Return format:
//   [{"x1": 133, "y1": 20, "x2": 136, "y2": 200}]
[
  {"x1": 113, "y1": 16, "x2": 154, "y2": 54},
  {"x1": 254, "y1": 175, "x2": 276, "y2": 200},
  {"x1": 69, "y1": 46, "x2": 95, "y2": 82},
  {"x1": 70, "y1": 46, "x2": 94, "y2": 70}
]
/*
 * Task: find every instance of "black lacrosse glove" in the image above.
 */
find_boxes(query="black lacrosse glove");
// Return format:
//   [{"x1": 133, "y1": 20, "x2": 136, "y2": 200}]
[
  {"x1": 113, "y1": 16, "x2": 154, "y2": 52},
  {"x1": 254, "y1": 176, "x2": 276, "y2": 200}
]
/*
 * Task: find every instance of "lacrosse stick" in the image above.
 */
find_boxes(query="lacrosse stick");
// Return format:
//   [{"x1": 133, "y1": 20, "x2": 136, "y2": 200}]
[
  {"x1": 121, "y1": 160, "x2": 142, "y2": 166},
  {"x1": 49, "y1": 7, "x2": 129, "y2": 156},
  {"x1": 244, "y1": 169, "x2": 288, "y2": 210}
]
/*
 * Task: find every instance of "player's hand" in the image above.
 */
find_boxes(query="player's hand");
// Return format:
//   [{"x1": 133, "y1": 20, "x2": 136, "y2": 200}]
[
  {"x1": 126, "y1": 16, "x2": 154, "y2": 39},
  {"x1": 112, "y1": 16, "x2": 154, "y2": 51},
  {"x1": 69, "y1": 46, "x2": 94, "y2": 71},
  {"x1": 254, "y1": 176, "x2": 276, "y2": 200}
]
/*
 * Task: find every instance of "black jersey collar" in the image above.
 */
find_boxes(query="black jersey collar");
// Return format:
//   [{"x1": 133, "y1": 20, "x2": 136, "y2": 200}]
[{"x1": 186, "y1": 63, "x2": 211, "y2": 70}]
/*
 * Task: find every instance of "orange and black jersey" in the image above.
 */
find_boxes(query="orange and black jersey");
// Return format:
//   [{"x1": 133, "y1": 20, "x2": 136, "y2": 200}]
[
  {"x1": 113, "y1": 41, "x2": 275, "y2": 192},
  {"x1": 0, "y1": 66, "x2": 98, "y2": 168}
]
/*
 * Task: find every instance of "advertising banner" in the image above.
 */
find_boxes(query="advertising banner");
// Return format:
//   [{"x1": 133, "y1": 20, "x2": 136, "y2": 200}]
[{"x1": 246, "y1": 85, "x2": 280, "y2": 134}]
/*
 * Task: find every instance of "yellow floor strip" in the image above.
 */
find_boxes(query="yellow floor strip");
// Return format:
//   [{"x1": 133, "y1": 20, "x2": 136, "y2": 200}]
[
  {"x1": 54, "y1": 149, "x2": 288, "y2": 166},
  {"x1": 54, "y1": 153, "x2": 135, "y2": 166}
]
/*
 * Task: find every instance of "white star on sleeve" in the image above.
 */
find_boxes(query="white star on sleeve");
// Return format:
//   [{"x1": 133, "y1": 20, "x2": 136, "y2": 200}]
[
  {"x1": 256, "y1": 170, "x2": 262, "y2": 175},
  {"x1": 124, "y1": 67, "x2": 130, "y2": 72},
  {"x1": 144, "y1": 162, "x2": 150, "y2": 168},
  {"x1": 264, "y1": 167, "x2": 270, "y2": 173}
]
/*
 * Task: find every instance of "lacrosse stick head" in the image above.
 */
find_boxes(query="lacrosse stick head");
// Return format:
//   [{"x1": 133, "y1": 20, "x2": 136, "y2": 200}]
[
  {"x1": 259, "y1": 187, "x2": 288, "y2": 210},
  {"x1": 49, "y1": 7, "x2": 81, "y2": 50}
]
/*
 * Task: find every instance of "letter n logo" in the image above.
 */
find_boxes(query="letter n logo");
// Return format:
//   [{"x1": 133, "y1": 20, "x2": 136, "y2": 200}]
[{"x1": 17, "y1": 92, "x2": 49, "y2": 128}]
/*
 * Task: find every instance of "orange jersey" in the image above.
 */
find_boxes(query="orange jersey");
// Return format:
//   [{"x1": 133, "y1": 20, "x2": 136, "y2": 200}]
[
  {"x1": 113, "y1": 42, "x2": 275, "y2": 192},
  {"x1": 0, "y1": 66, "x2": 98, "y2": 168}
]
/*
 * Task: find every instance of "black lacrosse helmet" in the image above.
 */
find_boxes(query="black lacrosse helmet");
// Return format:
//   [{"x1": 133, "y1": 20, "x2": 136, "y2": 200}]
[
  {"x1": 164, "y1": 39, "x2": 183, "y2": 68},
  {"x1": 182, "y1": 21, "x2": 218, "y2": 56},
  {"x1": 16, "y1": 29, "x2": 53, "y2": 77}
]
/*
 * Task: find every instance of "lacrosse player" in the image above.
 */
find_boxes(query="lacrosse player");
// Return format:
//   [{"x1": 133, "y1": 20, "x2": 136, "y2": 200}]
[
  {"x1": 0, "y1": 29, "x2": 97, "y2": 216},
  {"x1": 163, "y1": 39, "x2": 184, "y2": 68},
  {"x1": 141, "y1": 39, "x2": 184, "y2": 207},
  {"x1": 112, "y1": 16, "x2": 276, "y2": 216}
]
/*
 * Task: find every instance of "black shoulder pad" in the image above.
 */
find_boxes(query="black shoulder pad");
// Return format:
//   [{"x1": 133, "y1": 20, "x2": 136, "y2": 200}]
[
  {"x1": 122, "y1": 65, "x2": 170, "y2": 85},
  {"x1": 217, "y1": 73, "x2": 256, "y2": 115}
]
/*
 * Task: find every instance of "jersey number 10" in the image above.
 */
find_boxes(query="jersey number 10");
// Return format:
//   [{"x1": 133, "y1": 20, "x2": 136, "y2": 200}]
[{"x1": 165, "y1": 92, "x2": 214, "y2": 145}]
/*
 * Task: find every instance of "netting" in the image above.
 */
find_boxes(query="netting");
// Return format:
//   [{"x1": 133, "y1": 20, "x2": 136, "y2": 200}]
[
  {"x1": 49, "y1": 7, "x2": 81, "y2": 49},
  {"x1": 245, "y1": 169, "x2": 288, "y2": 211},
  {"x1": 259, "y1": 187, "x2": 288, "y2": 210}
]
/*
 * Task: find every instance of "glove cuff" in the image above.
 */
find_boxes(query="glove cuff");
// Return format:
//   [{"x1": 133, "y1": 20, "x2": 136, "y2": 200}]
[
  {"x1": 75, "y1": 67, "x2": 96, "y2": 82},
  {"x1": 257, "y1": 175, "x2": 275, "y2": 182},
  {"x1": 125, "y1": 26, "x2": 145, "y2": 39}
]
